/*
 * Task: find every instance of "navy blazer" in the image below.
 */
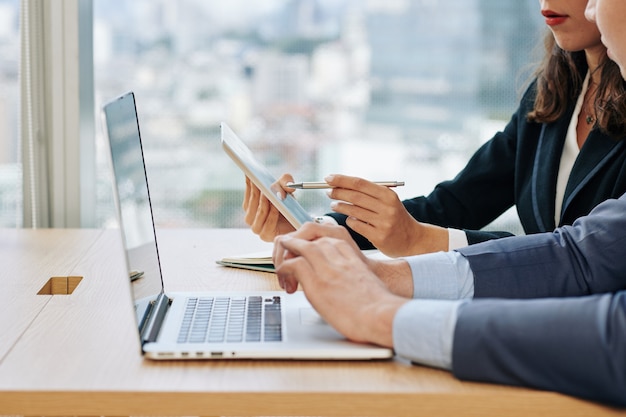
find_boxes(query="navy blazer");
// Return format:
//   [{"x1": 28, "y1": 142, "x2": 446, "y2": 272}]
[
  {"x1": 453, "y1": 195, "x2": 626, "y2": 406},
  {"x1": 328, "y1": 80, "x2": 626, "y2": 249}
]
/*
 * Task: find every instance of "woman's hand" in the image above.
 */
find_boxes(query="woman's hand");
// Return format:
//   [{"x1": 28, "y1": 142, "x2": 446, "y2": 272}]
[
  {"x1": 325, "y1": 174, "x2": 448, "y2": 257},
  {"x1": 242, "y1": 174, "x2": 297, "y2": 241}
]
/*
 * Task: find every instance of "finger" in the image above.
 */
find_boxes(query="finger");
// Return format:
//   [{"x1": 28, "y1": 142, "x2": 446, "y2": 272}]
[
  {"x1": 250, "y1": 193, "x2": 269, "y2": 233},
  {"x1": 327, "y1": 188, "x2": 387, "y2": 216},
  {"x1": 344, "y1": 216, "x2": 377, "y2": 241},
  {"x1": 275, "y1": 236, "x2": 314, "y2": 262},
  {"x1": 274, "y1": 255, "x2": 296, "y2": 293},
  {"x1": 274, "y1": 263, "x2": 287, "y2": 289},
  {"x1": 290, "y1": 222, "x2": 350, "y2": 243},
  {"x1": 260, "y1": 203, "x2": 281, "y2": 238},
  {"x1": 244, "y1": 181, "x2": 262, "y2": 226},
  {"x1": 273, "y1": 223, "x2": 345, "y2": 273},
  {"x1": 326, "y1": 236, "x2": 369, "y2": 261},
  {"x1": 243, "y1": 177, "x2": 251, "y2": 211},
  {"x1": 273, "y1": 235, "x2": 286, "y2": 268},
  {"x1": 329, "y1": 200, "x2": 380, "y2": 225},
  {"x1": 278, "y1": 173, "x2": 296, "y2": 187},
  {"x1": 275, "y1": 258, "x2": 306, "y2": 294},
  {"x1": 259, "y1": 210, "x2": 281, "y2": 242},
  {"x1": 274, "y1": 238, "x2": 317, "y2": 291},
  {"x1": 292, "y1": 223, "x2": 365, "y2": 263},
  {"x1": 279, "y1": 235, "x2": 351, "y2": 272},
  {"x1": 275, "y1": 173, "x2": 296, "y2": 199},
  {"x1": 325, "y1": 174, "x2": 392, "y2": 198},
  {"x1": 274, "y1": 224, "x2": 362, "y2": 272},
  {"x1": 273, "y1": 233, "x2": 302, "y2": 271},
  {"x1": 252, "y1": 196, "x2": 274, "y2": 240}
]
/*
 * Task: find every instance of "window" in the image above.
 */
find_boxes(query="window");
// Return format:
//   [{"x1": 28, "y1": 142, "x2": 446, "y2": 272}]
[
  {"x1": 0, "y1": 0, "x2": 20, "y2": 227},
  {"x1": 93, "y1": 0, "x2": 542, "y2": 232}
]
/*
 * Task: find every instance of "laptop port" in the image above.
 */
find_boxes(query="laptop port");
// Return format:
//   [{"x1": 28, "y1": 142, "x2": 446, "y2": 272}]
[{"x1": 210, "y1": 352, "x2": 223, "y2": 358}]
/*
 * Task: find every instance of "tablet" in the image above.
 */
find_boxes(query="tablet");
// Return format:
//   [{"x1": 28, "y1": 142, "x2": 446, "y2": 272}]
[{"x1": 220, "y1": 122, "x2": 314, "y2": 228}]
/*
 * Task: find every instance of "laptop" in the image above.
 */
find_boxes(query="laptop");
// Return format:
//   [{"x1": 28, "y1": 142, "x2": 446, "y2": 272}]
[{"x1": 101, "y1": 91, "x2": 393, "y2": 360}]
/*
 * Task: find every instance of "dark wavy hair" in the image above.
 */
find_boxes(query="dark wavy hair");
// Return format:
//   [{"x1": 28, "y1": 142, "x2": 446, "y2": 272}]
[{"x1": 527, "y1": 31, "x2": 626, "y2": 139}]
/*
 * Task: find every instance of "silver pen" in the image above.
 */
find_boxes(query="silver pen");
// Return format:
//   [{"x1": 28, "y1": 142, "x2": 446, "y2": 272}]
[{"x1": 286, "y1": 181, "x2": 405, "y2": 189}]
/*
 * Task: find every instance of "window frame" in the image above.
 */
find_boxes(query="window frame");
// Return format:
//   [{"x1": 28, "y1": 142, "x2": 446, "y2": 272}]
[{"x1": 20, "y1": 0, "x2": 95, "y2": 228}]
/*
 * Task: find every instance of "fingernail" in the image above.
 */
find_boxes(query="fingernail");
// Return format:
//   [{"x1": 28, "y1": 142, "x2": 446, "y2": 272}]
[
  {"x1": 276, "y1": 191, "x2": 284, "y2": 200},
  {"x1": 324, "y1": 174, "x2": 334, "y2": 182},
  {"x1": 330, "y1": 201, "x2": 337, "y2": 209}
]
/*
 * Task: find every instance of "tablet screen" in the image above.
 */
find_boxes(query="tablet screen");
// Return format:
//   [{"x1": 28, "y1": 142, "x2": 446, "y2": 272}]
[{"x1": 220, "y1": 122, "x2": 314, "y2": 228}]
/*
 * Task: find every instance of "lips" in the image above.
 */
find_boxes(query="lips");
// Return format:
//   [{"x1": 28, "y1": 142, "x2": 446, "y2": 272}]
[{"x1": 542, "y1": 9, "x2": 568, "y2": 26}]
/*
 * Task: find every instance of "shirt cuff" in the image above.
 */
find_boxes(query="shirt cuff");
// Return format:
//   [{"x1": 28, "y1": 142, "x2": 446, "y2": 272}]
[
  {"x1": 405, "y1": 251, "x2": 474, "y2": 300},
  {"x1": 393, "y1": 299, "x2": 466, "y2": 370},
  {"x1": 448, "y1": 228, "x2": 469, "y2": 250}
]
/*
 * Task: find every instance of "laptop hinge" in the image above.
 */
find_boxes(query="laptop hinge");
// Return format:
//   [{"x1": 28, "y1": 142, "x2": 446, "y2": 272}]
[{"x1": 140, "y1": 293, "x2": 170, "y2": 344}]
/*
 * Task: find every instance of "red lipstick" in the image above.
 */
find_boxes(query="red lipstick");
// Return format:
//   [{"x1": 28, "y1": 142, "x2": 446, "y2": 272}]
[{"x1": 541, "y1": 10, "x2": 568, "y2": 26}]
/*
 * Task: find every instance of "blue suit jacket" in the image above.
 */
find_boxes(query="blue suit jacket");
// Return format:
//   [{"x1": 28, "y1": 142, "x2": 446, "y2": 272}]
[
  {"x1": 329, "y1": 79, "x2": 626, "y2": 249},
  {"x1": 453, "y1": 195, "x2": 626, "y2": 406}
]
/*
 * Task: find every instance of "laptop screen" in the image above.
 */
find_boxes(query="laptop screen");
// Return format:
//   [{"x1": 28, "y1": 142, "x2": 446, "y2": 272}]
[{"x1": 102, "y1": 92, "x2": 164, "y2": 312}]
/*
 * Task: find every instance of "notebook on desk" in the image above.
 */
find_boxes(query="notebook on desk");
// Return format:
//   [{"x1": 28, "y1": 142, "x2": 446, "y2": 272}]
[
  {"x1": 217, "y1": 250, "x2": 276, "y2": 273},
  {"x1": 101, "y1": 91, "x2": 393, "y2": 361}
]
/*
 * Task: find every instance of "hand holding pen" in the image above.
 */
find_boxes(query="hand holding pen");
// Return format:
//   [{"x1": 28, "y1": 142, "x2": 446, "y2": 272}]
[{"x1": 318, "y1": 174, "x2": 440, "y2": 258}]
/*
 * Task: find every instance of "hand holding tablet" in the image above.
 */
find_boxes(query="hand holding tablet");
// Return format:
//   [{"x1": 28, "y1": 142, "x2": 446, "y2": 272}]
[
  {"x1": 220, "y1": 122, "x2": 314, "y2": 229},
  {"x1": 221, "y1": 122, "x2": 406, "y2": 229}
]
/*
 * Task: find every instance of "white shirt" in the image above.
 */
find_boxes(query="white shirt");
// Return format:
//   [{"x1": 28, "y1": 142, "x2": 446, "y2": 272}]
[{"x1": 554, "y1": 71, "x2": 589, "y2": 225}]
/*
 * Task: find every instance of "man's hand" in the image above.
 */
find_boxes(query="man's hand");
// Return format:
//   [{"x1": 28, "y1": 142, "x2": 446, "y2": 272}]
[
  {"x1": 274, "y1": 233, "x2": 409, "y2": 347},
  {"x1": 273, "y1": 222, "x2": 414, "y2": 297}
]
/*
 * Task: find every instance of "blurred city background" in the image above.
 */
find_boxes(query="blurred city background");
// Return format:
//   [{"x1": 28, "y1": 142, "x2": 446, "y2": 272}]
[{"x1": 1, "y1": 0, "x2": 543, "y2": 233}]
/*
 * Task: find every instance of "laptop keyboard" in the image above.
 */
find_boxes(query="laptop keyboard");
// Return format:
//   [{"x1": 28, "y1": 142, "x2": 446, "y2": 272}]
[{"x1": 177, "y1": 296, "x2": 282, "y2": 343}]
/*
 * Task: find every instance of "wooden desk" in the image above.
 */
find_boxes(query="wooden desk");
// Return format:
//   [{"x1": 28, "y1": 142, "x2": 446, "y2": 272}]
[
  {"x1": 0, "y1": 228, "x2": 623, "y2": 417},
  {"x1": 0, "y1": 228, "x2": 104, "y2": 360}
]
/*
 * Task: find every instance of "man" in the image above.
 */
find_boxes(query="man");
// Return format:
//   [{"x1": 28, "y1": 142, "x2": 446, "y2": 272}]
[{"x1": 272, "y1": 191, "x2": 626, "y2": 406}]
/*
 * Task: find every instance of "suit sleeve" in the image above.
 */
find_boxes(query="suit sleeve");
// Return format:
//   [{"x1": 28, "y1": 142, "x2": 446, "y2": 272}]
[
  {"x1": 452, "y1": 292, "x2": 626, "y2": 407},
  {"x1": 326, "y1": 83, "x2": 538, "y2": 250},
  {"x1": 457, "y1": 196, "x2": 626, "y2": 298}
]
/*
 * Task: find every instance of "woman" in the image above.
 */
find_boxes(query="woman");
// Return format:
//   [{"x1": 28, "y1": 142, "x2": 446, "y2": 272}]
[{"x1": 243, "y1": 0, "x2": 626, "y2": 257}]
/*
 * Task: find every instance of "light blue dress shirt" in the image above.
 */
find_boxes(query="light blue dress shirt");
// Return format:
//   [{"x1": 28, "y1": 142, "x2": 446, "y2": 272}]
[{"x1": 392, "y1": 251, "x2": 474, "y2": 369}]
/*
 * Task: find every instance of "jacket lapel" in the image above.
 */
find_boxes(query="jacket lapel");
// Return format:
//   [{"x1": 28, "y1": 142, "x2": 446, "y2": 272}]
[
  {"x1": 531, "y1": 116, "x2": 571, "y2": 231},
  {"x1": 561, "y1": 131, "x2": 624, "y2": 218}
]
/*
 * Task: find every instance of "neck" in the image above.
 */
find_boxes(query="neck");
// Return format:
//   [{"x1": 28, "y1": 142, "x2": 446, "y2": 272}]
[{"x1": 585, "y1": 46, "x2": 607, "y2": 85}]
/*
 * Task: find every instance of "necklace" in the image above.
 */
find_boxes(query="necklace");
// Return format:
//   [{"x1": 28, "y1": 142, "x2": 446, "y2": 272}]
[{"x1": 582, "y1": 82, "x2": 597, "y2": 126}]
